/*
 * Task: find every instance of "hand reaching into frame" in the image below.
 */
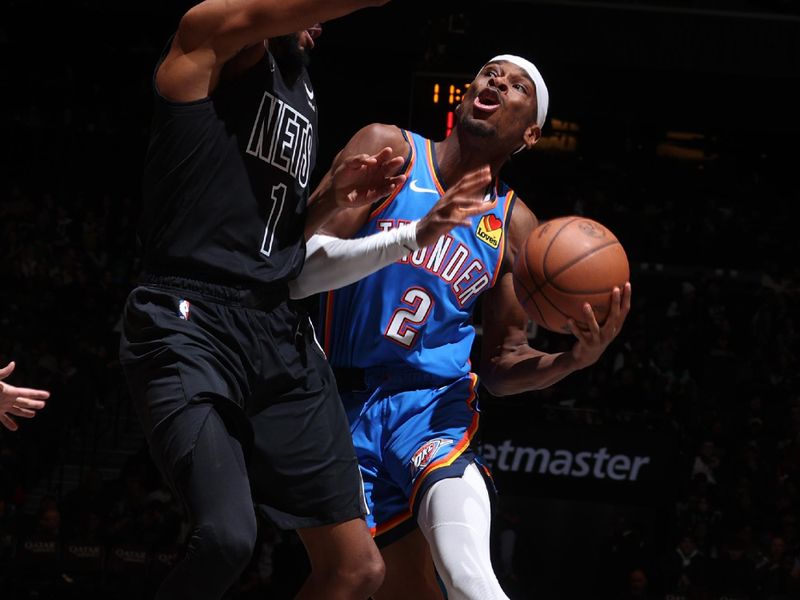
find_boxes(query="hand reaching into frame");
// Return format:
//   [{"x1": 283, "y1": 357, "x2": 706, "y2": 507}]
[
  {"x1": 416, "y1": 165, "x2": 493, "y2": 247},
  {"x1": 0, "y1": 361, "x2": 50, "y2": 431},
  {"x1": 331, "y1": 147, "x2": 407, "y2": 209}
]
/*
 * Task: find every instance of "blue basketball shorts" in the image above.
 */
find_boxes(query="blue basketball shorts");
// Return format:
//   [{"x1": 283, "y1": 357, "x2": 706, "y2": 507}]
[{"x1": 340, "y1": 371, "x2": 486, "y2": 546}]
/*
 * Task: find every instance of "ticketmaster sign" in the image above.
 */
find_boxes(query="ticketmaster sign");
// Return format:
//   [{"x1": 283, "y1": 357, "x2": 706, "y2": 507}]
[
  {"x1": 481, "y1": 441, "x2": 651, "y2": 481},
  {"x1": 476, "y1": 424, "x2": 676, "y2": 505}
]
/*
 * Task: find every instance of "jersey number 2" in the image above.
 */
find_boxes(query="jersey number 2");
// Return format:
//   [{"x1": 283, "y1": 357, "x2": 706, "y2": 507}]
[
  {"x1": 260, "y1": 183, "x2": 287, "y2": 257},
  {"x1": 384, "y1": 287, "x2": 433, "y2": 348}
]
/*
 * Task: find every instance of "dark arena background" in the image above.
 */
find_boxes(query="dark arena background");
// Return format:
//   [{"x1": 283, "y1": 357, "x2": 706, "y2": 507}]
[{"x1": 2, "y1": 1, "x2": 799, "y2": 598}]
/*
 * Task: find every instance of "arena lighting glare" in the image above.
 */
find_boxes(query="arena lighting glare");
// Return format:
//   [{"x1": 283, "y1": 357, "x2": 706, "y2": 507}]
[{"x1": 657, "y1": 130, "x2": 717, "y2": 161}]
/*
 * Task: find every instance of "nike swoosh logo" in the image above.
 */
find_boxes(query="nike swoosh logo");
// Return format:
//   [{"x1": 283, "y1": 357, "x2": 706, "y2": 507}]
[
  {"x1": 409, "y1": 180, "x2": 439, "y2": 195},
  {"x1": 303, "y1": 81, "x2": 316, "y2": 112}
]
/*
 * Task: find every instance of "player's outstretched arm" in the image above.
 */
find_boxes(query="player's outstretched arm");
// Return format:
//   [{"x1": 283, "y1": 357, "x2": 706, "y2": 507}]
[
  {"x1": 291, "y1": 165, "x2": 492, "y2": 299},
  {"x1": 290, "y1": 125, "x2": 492, "y2": 299},
  {"x1": 479, "y1": 203, "x2": 631, "y2": 396},
  {"x1": 290, "y1": 165, "x2": 491, "y2": 298},
  {"x1": 0, "y1": 361, "x2": 50, "y2": 431},
  {"x1": 157, "y1": 0, "x2": 390, "y2": 101}
]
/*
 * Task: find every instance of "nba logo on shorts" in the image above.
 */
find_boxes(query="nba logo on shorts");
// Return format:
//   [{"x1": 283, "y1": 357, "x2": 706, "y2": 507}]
[
  {"x1": 410, "y1": 438, "x2": 453, "y2": 476},
  {"x1": 178, "y1": 299, "x2": 191, "y2": 320}
]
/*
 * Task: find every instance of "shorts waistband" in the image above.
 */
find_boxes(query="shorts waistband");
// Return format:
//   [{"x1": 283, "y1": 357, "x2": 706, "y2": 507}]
[
  {"x1": 139, "y1": 273, "x2": 289, "y2": 310},
  {"x1": 333, "y1": 366, "x2": 459, "y2": 393}
]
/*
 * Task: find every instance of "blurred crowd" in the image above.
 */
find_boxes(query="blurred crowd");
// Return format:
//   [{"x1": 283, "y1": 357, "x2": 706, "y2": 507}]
[
  {"x1": 2, "y1": 6, "x2": 799, "y2": 600},
  {"x1": 480, "y1": 264, "x2": 800, "y2": 599},
  {"x1": 476, "y1": 147, "x2": 800, "y2": 599}
]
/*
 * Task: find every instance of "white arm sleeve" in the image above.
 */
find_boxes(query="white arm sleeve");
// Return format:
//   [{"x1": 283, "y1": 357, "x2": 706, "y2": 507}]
[{"x1": 288, "y1": 220, "x2": 420, "y2": 299}]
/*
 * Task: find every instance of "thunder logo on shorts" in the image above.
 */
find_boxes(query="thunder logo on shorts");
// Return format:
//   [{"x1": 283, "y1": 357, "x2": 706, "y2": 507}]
[{"x1": 410, "y1": 438, "x2": 454, "y2": 476}]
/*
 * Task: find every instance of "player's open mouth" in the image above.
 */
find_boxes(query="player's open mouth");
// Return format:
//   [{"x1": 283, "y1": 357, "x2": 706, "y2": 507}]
[{"x1": 474, "y1": 88, "x2": 501, "y2": 115}]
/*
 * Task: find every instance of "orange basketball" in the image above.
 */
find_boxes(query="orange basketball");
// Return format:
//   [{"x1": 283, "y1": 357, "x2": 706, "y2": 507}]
[{"x1": 512, "y1": 216, "x2": 629, "y2": 333}]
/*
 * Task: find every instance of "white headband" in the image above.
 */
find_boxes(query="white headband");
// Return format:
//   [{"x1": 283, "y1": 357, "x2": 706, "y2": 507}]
[{"x1": 481, "y1": 54, "x2": 549, "y2": 129}]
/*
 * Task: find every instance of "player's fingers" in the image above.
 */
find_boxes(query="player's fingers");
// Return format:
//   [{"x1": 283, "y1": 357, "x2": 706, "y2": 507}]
[
  {"x1": 465, "y1": 167, "x2": 493, "y2": 191},
  {"x1": 452, "y1": 214, "x2": 478, "y2": 227},
  {"x1": 448, "y1": 192, "x2": 483, "y2": 206},
  {"x1": 453, "y1": 165, "x2": 492, "y2": 192},
  {"x1": 610, "y1": 285, "x2": 632, "y2": 330},
  {"x1": 377, "y1": 174, "x2": 407, "y2": 191},
  {"x1": 9, "y1": 406, "x2": 36, "y2": 419},
  {"x1": 6, "y1": 387, "x2": 50, "y2": 399},
  {"x1": 458, "y1": 200, "x2": 490, "y2": 218},
  {"x1": 605, "y1": 289, "x2": 624, "y2": 338},
  {"x1": 343, "y1": 153, "x2": 375, "y2": 169},
  {"x1": 622, "y1": 282, "x2": 632, "y2": 312},
  {"x1": 440, "y1": 197, "x2": 488, "y2": 227},
  {"x1": 583, "y1": 303, "x2": 601, "y2": 336},
  {"x1": 0, "y1": 361, "x2": 14, "y2": 380},
  {"x1": 371, "y1": 146, "x2": 394, "y2": 163},
  {"x1": 468, "y1": 164, "x2": 492, "y2": 179},
  {"x1": 386, "y1": 174, "x2": 406, "y2": 187},
  {"x1": 608, "y1": 287, "x2": 622, "y2": 318},
  {"x1": 14, "y1": 397, "x2": 47, "y2": 410},
  {"x1": 566, "y1": 319, "x2": 588, "y2": 342},
  {"x1": 0, "y1": 413, "x2": 18, "y2": 431},
  {"x1": 450, "y1": 180, "x2": 490, "y2": 208},
  {"x1": 379, "y1": 156, "x2": 406, "y2": 175},
  {"x1": 343, "y1": 153, "x2": 369, "y2": 164}
]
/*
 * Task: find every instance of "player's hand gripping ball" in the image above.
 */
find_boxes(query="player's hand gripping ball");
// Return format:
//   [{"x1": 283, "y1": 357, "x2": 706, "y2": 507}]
[{"x1": 513, "y1": 216, "x2": 629, "y2": 333}]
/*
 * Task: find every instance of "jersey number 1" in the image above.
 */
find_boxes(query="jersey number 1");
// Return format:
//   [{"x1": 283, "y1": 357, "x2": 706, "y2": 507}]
[
  {"x1": 384, "y1": 287, "x2": 433, "y2": 349},
  {"x1": 260, "y1": 183, "x2": 287, "y2": 257}
]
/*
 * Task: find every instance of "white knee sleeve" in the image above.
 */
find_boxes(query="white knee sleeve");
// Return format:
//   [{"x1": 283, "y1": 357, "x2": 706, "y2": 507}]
[{"x1": 417, "y1": 463, "x2": 509, "y2": 600}]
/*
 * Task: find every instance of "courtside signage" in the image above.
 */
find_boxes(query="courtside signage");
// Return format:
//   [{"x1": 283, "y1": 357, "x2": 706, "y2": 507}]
[
  {"x1": 480, "y1": 440, "x2": 651, "y2": 482},
  {"x1": 476, "y1": 425, "x2": 677, "y2": 505}
]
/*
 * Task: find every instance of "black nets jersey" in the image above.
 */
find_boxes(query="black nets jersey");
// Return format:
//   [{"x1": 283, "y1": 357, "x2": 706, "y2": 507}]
[{"x1": 138, "y1": 43, "x2": 318, "y2": 287}]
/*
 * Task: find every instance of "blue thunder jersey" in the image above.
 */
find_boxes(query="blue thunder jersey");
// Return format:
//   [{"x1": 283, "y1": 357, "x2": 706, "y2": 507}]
[{"x1": 322, "y1": 131, "x2": 517, "y2": 380}]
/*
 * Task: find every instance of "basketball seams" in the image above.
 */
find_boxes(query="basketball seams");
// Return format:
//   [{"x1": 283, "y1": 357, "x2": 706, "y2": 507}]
[
  {"x1": 531, "y1": 217, "x2": 581, "y2": 331},
  {"x1": 541, "y1": 217, "x2": 580, "y2": 281},
  {"x1": 513, "y1": 215, "x2": 627, "y2": 333},
  {"x1": 546, "y1": 241, "x2": 624, "y2": 293},
  {"x1": 512, "y1": 234, "x2": 549, "y2": 327},
  {"x1": 524, "y1": 217, "x2": 583, "y2": 331},
  {"x1": 537, "y1": 284, "x2": 586, "y2": 332},
  {"x1": 526, "y1": 267, "x2": 549, "y2": 329}
]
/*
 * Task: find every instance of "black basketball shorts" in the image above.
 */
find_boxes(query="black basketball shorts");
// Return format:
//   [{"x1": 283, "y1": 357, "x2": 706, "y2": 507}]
[{"x1": 119, "y1": 275, "x2": 366, "y2": 529}]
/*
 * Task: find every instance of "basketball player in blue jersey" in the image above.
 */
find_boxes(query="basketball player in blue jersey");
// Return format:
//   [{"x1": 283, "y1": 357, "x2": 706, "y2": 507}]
[
  {"x1": 290, "y1": 55, "x2": 632, "y2": 599},
  {"x1": 0, "y1": 361, "x2": 49, "y2": 431},
  {"x1": 115, "y1": 1, "x2": 428, "y2": 599}
]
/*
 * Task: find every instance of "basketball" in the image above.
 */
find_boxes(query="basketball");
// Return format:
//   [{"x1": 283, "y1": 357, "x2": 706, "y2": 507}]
[{"x1": 512, "y1": 216, "x2": 629, "y2": 333}]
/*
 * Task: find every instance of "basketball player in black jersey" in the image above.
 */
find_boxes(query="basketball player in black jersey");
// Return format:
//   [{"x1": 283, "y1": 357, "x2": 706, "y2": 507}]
[{"x1": 118, "y1": 2, "x2": 402, "y2": 599}]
